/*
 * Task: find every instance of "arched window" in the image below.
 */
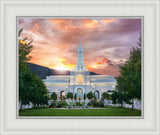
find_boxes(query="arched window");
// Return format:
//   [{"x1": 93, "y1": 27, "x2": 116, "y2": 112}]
[
  {"x1": 94, "y1": 90, "x2": 99, "y2": 100},
  {"x1": 77, "y1": 75, "x2": 83, "y2": 85},
  {"x1": 60, "y1": 91, "x2": 65, "y2": 100}
]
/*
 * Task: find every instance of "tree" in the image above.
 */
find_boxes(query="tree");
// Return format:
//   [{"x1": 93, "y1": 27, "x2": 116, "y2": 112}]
[
  {"x1": 19, "y1": 29, "x2": 34, "y2": 109},
  {"x1": 51, "y1": 92, "x2": 57, "y2": 100},
  {"x1": 87, "y1": 91, "x2": 93, "y2": 100},
  {"x1": 74, "y1": 93, "x2": 77, "y2": 100},
  {"x1": 116, "y1": 36, "x2": 141, "y2": 110},
  {"x1": 84, "y1": 93, "x2": 86, "y2": 100},
  {"x1": 19, "y1": 29, "x2": 48, "y2": 109},
  {"x1": 111, "y1": 91, "x2": 131, "y2": 108},
  {"x1": 67, "y1": 92, "x2": 73, "y2": 99},
  {"x1": 111, "y1": 91, "x2": 118, "y2": 104},
  {"x1": 28, "y1": 72, "x2": 48, "y2": 108},
  {"x1": 102, "y1": 92, "x2": 111, "y2": 100}
]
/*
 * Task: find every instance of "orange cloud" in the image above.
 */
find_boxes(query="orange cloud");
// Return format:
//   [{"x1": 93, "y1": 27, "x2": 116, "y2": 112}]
[
  {"x1": 19, "y1": 18, "x2": 141, "y2": 76},
  {"x1": 100, "y1": 19, "x2": 117, "y2": 24},
  {"x1": 82, "y1": 19, "x2": 99, "y2": 29},
  {"x1": 96, "y1": 58, "x2": 109, "y2": 65}
]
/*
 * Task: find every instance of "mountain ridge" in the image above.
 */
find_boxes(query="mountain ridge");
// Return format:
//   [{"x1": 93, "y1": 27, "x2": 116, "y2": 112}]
[{"x1": 27, "y1": 63, "x2": 100, "y2": 79}]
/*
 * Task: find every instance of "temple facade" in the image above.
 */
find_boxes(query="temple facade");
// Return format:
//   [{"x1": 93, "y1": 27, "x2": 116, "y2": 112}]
[{"x1": 44, "y1": 36, "x2": 117, "y2": 102}]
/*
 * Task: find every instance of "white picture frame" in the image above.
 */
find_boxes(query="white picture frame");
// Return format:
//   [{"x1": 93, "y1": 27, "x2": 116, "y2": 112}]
[{"x1": 0, "y1": 0, "x2": 159, "y2": 135}]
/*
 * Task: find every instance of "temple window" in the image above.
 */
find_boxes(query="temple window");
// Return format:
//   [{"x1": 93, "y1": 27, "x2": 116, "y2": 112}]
[{"x1": 77, "y1": 75, "x2": 83, "y2": 85}]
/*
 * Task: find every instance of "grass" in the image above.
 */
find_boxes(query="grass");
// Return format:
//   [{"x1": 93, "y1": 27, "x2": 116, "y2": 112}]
[{"x1": 19, "y1": 108, "x2": 141, "y2": 117}]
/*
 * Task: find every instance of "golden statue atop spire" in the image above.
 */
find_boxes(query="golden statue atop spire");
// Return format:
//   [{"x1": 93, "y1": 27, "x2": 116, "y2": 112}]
[{"x1": 80, "y1": 32, "x2": 81, "y2": 35}]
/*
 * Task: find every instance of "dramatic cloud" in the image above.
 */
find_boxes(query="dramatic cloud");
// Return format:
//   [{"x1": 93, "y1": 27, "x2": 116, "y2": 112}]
[{"x1": 18, "y1": 18, "x2": 141, "y2": 76}]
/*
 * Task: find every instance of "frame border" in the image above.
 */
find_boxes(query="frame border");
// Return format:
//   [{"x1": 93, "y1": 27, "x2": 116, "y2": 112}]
[{"x1": 0, "y1": 0, "x2": 159, "y2": 135}]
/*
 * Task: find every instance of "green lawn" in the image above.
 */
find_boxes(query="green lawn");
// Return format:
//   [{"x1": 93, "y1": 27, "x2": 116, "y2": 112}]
[{"x1": 19, "y1": 108, "x2": 141, "y2": 117}]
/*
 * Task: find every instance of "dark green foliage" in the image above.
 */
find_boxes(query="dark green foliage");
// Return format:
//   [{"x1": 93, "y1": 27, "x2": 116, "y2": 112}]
[
  {"x1": 111, "y1": 91, "x2": 132, "y2": 108},
  {"x1": 116, "y1": 36, "x2": 141, "y2": 110},
  {"x1": 49, "y1": 101, "x2": 57, "y2": 108},
  {"x1": 111, "y1": 91, "x2": 118, "y2": 104},
  {"x1": 66, "y1": 92, "x2": 73, "y2": 99},
  {"x1": 41, "y1": 96, "x2": 49, "y2": 106},
  {"x1": 87, "y1": 100, "x2": 104, "y2": 107},
  {"x1": 75, "y1": 93, "x2": 77, "y2": 100},
  {"x1": 87, "y1": 91, "x2": 94, "y2": 99},
  {"x1": 49, "y1": 101, "x2": 68, "y2": 108},
  {"x1": 102, "y1": 92, "x2": 111, "y2": 100},
  {"x1": 57, "y1": 101, "x2": 68, "y2": 108},
  {"x1": 84, "y1": 93, "x2": 86, "y2": 100},
  {"x1": 75, "y1": 102, "x2": 83, "y2": 106},
  {"x1": 51, "y1": 92, "x2": 57, "y2": 100},
  {"x1": 19, "y1": 29, "x2": 48, "y2": 109}
]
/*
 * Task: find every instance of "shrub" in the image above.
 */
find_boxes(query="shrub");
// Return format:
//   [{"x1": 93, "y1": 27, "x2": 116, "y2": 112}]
[
  {"x1": 67, "y1": 92, "x2": 73, "y2": 99},
  {"x1": 51, "y1": 92, "x2": 57, "y2": 100},
  {"x1": 102, "y1": 92, "x2": 112, "y2": 100},
  {"x1": 75, "y1": 101, "x2": 82, "y2": 106},
  {"x1": 49, "y1": 101, "x2": 57, "y2": 108},
  {"x1": 87, "y1": 100, "x2": 104, "y2": 107},
  {"x1": 98, "y1": 100, "x2": 104, "y2": 107},
  {"x1": 57, "y1": 101, "x2": 68, "y2": 108},
  {"x1": 87, "y1": 91, "x2": 94, "y2": 99}
]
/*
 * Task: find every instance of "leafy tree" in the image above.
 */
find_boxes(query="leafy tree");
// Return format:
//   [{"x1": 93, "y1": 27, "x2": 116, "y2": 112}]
[
  {"x1": 19, "y1": 29, "x2": 33, "y2": 109},
  {"x1": 67, "y1": 92, "x2": 73, "y2": 99},
  {"x1": 19, "y1": 29, "x2": 48, "y2": 109},
  {"x1": 84, "y1": 93, "x2": 86, "y2": 100},
  {"x1": 102, "y1": 92, "x2": 111, "y2": 100},
  {"x1": 87, "y1": 91, "x2": 93, "y2": 100},
  {"x1": 51, "y1": 92, "x2": 57, "y2": 100},
  {"x1": 111, "y1": 91, "x2": 131, "y2": 108},
  {"x1": 111, "y1": 91, "x2": 119, "y2": 104},
  {"x1": 74, "y1": 93, "x2": 77, "y2": 100},
  {"x1": 116, "y1": 36, "x2": 141, "y2": 110},
  {"x1": 29, "y1": 72, "x2": 48, "y2": 108},
  {"x1": 41, "y1": 96, "x2": 49, "y2": 106}
]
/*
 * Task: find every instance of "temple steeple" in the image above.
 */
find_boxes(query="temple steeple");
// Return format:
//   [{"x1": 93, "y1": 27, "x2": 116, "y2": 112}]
[
  {"x1": 74, "y1": 33, "x2": 87, "y2": 71},
  {"x1": 79, "y1": 32, "x2": 82, "y2": 47}
]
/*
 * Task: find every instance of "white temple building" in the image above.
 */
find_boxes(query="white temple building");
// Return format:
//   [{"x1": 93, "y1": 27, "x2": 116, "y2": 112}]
[{"x1": 44, "y1": 36, "x2": 117, "y2": 101}]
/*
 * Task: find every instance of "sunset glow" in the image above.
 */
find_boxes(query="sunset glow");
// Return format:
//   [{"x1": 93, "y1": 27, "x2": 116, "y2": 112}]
[
  {"x1": 54, "y1": 65, "x2": 69, "y2": 71},
  {"x1": 19, "y1": 18, "x2": 141, "y2": 76}
]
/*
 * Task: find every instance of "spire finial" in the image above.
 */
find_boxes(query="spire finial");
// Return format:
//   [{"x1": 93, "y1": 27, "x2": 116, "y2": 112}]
[{"x1": 79, "y1": 32, "x2": 81, "y2": 47}]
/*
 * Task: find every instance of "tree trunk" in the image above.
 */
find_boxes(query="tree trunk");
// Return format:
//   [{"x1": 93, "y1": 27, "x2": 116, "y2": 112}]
[
  {"x1": 121, "y1": 103, "x2": 123, "y2": 108},
  {"x1": 132, "y1": 98, "x2": 134, "y2": 110},
  {"x1": 34, "y1": 103, "x2": 36, "y2": 109},
  {"x1": 20, "y1": 101, "x2": 22, "y2": 110}
]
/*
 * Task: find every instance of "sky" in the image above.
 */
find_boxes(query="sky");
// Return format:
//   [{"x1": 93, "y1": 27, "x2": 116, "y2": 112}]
[{"x1": 18, "y1": 18, "x2": 141, "y2": 76}]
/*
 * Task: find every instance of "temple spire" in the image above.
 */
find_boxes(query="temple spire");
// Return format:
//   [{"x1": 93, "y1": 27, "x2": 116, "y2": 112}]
[
  {"x1": 79, "y1": 32, "x2": 82, "y2": 47},
  {"x1": 74, "y1": 32, "x2": 88, "y2": 71}
]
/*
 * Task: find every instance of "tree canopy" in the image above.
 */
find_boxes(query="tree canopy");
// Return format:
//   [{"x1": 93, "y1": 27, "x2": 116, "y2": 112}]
[
  {"x1": 116, "y1": 36, "x2": 141, "y2": 109},
  {"x1": 51, "y1": 92, "x2": 57, "y2": 100},
  {"x1": 102, "y1": 92, "x2": 111, "y2": 100},
  {"x1": 67, "y1": 92, "x2": 73, "y2": 99},
  {"x1": 19, "y1": 29, "x2": 48, "y2": 109},
  {"x1": 87, "y1": 91, "x2": 94, "y2": 99}
]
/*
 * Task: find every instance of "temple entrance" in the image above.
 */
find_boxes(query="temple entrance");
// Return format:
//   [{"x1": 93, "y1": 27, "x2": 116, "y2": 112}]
[{"x1": 77, "y1": 88, "x2": 83, "y2": 101}]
